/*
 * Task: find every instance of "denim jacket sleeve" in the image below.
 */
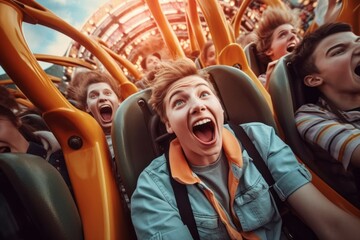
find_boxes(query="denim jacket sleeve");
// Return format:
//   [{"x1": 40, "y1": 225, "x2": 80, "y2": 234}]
[
  {"x1": 240, "y1": 122, "x2": 312, "y2": 201},
  {"x1": 131, "y1": 158, "x2": 193, "y2": 240}
]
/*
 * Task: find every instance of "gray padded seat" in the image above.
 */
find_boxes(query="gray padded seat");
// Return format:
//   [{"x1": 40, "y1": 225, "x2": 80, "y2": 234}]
[
  {"x1": 0, "y1": 153, "x2": 83, "y2": 240},
  {"x1": 244, "y1": 42, "x2": 267, "y2": 77},
  {"x1": 194, "y1": 57, "x2": 203, "y2": 69},
  {"x1": 267, "y1": 55, "x2": 315, "y2": 163}
]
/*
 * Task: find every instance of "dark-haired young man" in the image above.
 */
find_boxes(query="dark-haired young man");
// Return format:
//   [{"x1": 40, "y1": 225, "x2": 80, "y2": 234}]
[{"x1": 291, "y1": 22, "x2": 360, "y2": 171}]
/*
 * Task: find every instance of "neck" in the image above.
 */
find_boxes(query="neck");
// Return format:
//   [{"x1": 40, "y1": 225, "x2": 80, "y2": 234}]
[
  {"x1": 182, "y1": 147, "x2": 221, "y2": 167},
  {"x1": 322, "y1": 92, "x2": 360, "y2": 111}
]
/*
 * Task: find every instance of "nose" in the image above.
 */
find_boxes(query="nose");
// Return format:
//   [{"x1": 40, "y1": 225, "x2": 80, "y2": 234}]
[
  {"x1": 98, "y1": 93, "x2": 107, "y2": 102},
  {"x1": 190, "y1": 98, "x2": 206, "y2": 114},
  {"x1": 288, "y1": 32, "x2": 297, "y2": 41}
]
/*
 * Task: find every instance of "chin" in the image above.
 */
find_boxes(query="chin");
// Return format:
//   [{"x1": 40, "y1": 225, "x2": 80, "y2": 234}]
[
  {"x1": 204, "y1": 144, "x2": 222, "y2": 155},
  {"x1": 101, "y1": 124, "x2": 112, "y2": 133}
]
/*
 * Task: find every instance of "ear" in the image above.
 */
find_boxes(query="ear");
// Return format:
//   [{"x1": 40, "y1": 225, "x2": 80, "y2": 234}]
[
  {"x1": 265, "y1": 48, "x2": 273, "y2": 57},
  {"x1": 85, "y1": 105, "x2": 91, "y2": 113},
  {"x1": 304, "y1": 75, "x2": 323, "y2": 87},
  {"x1": 165, "y1": 120, "x2": 174, "y2": 134}
]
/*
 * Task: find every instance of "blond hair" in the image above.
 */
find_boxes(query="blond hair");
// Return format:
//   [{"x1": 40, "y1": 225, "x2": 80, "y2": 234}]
[{"x1": 149, "y1": 58, "x2": 215, "y2": 122}]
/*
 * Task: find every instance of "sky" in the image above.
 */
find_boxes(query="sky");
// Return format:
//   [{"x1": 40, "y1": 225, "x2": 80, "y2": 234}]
[{"x1": 0, "y1": 0, "x2": 109, "y2": 74}]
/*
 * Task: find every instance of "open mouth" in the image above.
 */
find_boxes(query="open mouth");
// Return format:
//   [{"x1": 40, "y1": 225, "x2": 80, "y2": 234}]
[
  {"x1": 287, "y1": 44, "x2": 295, "y2": 53},
  {"x1": 99, "y1": 105, "x2": 113, "y2": 122},
  {"x1": 0, "y1": 146, "x2": 11, "y2": 153},
  {"x1": 355, "y1": 64, "x2": 360, "y2": 77},
  {"x1": 192, "y1": 118, "x2": 215, "y2": 143}
]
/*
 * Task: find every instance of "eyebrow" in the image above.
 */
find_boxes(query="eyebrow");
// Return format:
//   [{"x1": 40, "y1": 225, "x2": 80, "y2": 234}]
[
  {"x1": 168, "y1": 89, "x2": 184, "y2": 103},
  {"x1": 326, "y1": 37, "x2": 360, "y2": 56},
  {"x1": 88, "y1": 87, "x2": 112, "y2": 93},
  {"x1": 88, "y1": 89, "x2": 98, "y2": 94},
  {"x1": 277, "y1": 28, "x2": 293, "y2": 36},
  {"x1": 276, "y1": 29, "x2": 286, "y2": 36},
  {"x1": 168, "y1": 82, "x2": 209, "y2": 102}
]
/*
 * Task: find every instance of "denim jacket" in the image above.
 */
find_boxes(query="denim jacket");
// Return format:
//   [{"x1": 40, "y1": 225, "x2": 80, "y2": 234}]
[{"x1": 131, "y1": 122, "x2": 311, "y2": 240}]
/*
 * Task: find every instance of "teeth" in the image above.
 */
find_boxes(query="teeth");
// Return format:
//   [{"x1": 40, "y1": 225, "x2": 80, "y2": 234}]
[
  {"x1": 287, "y1": 45, "x2": 295, "y2": 52},
  {"x1": 193, "y1": 118, "x2": 211, "y2": 126},
  {"x1": 100, "y1": 104, "x2": 111, "y2": 109}
]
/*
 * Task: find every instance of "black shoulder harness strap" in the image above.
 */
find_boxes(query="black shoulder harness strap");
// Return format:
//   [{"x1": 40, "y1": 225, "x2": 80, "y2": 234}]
[
  {"x1": 227, "y1": 122, "x2": 282, "y2": 208},
  {"x1": 165, "y1": 150, "x2": 200, "y2": 240}
]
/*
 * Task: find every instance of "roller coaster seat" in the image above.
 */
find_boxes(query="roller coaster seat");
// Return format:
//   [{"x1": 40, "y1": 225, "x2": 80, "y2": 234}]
[
  {"x1": 266, "y1": 55, "x2": 313, "y2": 161},
  {"x1": 194, "y1": 57, "x2": 203, "y2": 69},
  {"x1": 19, "y1": 113, "x2": 50, "y2": 131},
  {"x1": 267, "y1": 55, "x2": 360, "y2": 208},
  {"x1": 244, "y1": 42, "x2": 267, "y2": 78},
  {"x1": 0, "y1": 153, "x2": 83, "y2": 240},
  {"x1": 112, "y1": 64, "x2": 277, "y2": 198}
]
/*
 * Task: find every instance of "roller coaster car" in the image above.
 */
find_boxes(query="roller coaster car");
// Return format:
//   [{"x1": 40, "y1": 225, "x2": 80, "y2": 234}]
[
  {"x1": 1, "y1": 0, "x2": 359, "y2": 238},
  {"x1": 112, "y1": 64, "x2": 277, "y2": 197},
  {"x1": 267, "y1": 55, "x2": 360, "y2": 210}
]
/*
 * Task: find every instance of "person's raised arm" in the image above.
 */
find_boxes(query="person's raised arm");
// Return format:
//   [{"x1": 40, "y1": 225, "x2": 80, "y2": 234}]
[{"x1": 287, "y1": 183, "x2": 360, "y2": 240}]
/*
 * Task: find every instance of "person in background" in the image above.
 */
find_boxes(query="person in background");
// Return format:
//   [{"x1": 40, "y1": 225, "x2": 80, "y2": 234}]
[
  {"x1": 0, "y1": 85, "x2": 21, "y2": 114},
  {"x1": 73, "y1": 70, "x2": 121, "y2": 158},
  {"x1": 0, "y1": 104, "x2": 70, "y2": 188},
  {"x1": 131, "y1": 58, "x2": 360, "y2": 240},
  {"x1": 255, "y1": 6, "x2": 301, "y2": 86},
  {"x1": 200, "y1": 40, "x2": 216, "y2": 67},
  {"x1": 72, "y1": 70, "x2": 130, "y2": 205},
  {"x1": 236, "y1": 31, "x2": 257, "y2": 48},
  {"x1": 136, "y1": 52, "x2": 162, "y2": 90},
  {"x1": 0, "y1": 85, "x2": 49, "y2": 131},
  {"x1": 141, "y1": 52, "x2": 162, "y2": 73}
]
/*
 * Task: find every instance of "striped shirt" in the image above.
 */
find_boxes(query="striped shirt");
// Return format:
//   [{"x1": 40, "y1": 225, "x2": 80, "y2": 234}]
[{"x1": 295, "y1": 97, "x2": 360, "y2": 170}]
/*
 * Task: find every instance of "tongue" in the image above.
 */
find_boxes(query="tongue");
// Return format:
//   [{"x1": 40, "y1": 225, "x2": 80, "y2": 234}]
[
  {"x1": 194, "y1": 128, "x2": 213, "y2": 142},
  {"x1": 101, "y1": 112, "x2": 112, "y2": 121}
]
